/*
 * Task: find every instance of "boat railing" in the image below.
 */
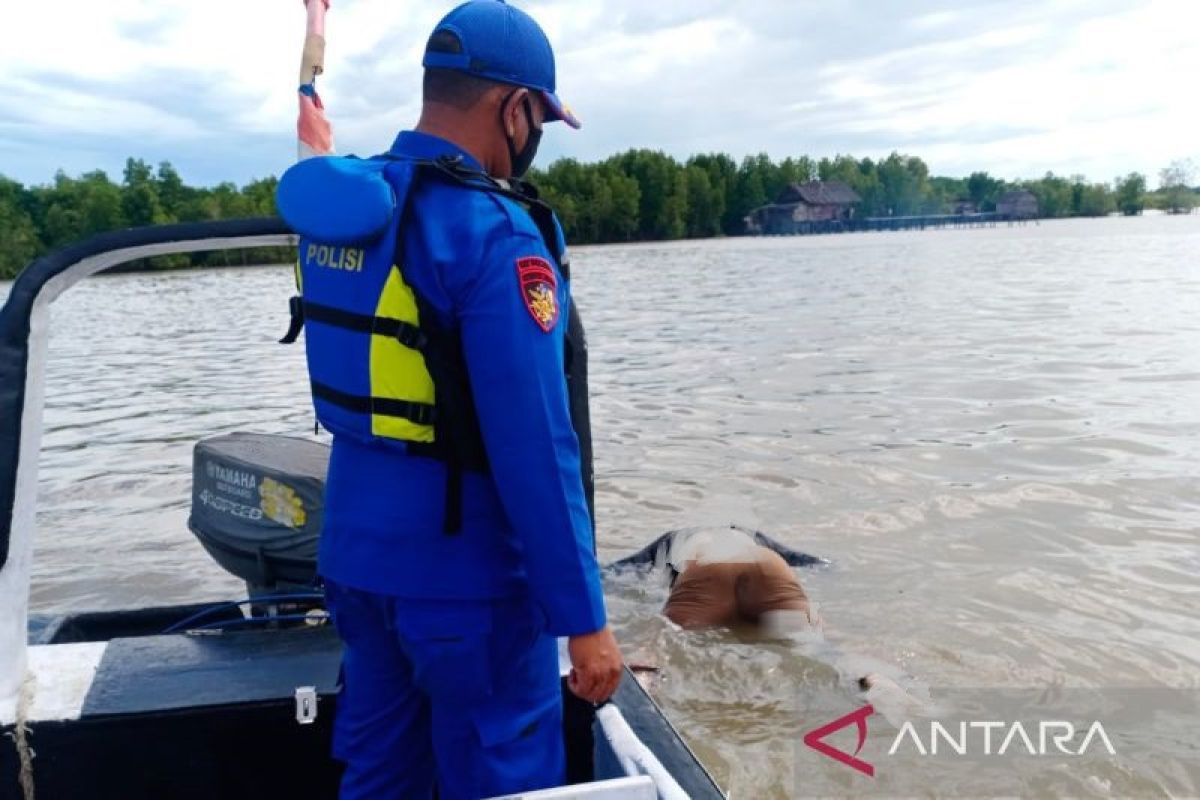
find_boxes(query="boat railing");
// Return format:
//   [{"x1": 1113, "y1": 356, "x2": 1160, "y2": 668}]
[{"x1": 0, "y1": 218, "x2": 294, "y2": 714}]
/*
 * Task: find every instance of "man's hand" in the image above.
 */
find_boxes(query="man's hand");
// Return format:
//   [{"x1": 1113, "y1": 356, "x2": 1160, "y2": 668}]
[{"x1": 567, "y1": 625, "x2": 623, "y2": 704}]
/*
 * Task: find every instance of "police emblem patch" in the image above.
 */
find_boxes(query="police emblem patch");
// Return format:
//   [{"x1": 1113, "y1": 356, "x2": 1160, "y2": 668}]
[{"x1": 517, "y1": 256, "x2": 559, "y2": 333}]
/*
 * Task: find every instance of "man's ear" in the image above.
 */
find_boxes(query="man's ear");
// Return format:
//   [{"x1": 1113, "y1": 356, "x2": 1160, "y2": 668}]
[{"x1": 501, "y1": 87, "x2": 529, "y2": 136}]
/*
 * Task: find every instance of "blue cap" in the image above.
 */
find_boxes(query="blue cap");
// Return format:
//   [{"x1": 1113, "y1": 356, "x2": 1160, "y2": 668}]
[{"x1": 422, "y1": 0, "x2": 580, "y2": 129}]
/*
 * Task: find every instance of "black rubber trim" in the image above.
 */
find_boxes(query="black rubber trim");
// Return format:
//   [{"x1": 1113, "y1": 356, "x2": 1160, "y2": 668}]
[
  {"x1": 607, "y1": 666, "x2": 726, "y2": 797},
  {"x1": 0, "y1": 218, "x2": 291, "y2": 569}
]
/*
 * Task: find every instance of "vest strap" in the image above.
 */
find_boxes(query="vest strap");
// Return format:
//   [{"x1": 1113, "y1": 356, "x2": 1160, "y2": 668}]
[
  {"x1": 279, "y1": 298, "x2": 429, "y2": 351},
  {"x1": 310, "y1": 380, "x2": 437, "y2": 426},
  {"x1": 414, "y1": 156, "x2": 571, "y2": 279},
  {"x1": 278, "y1": 295, "x2": 306, "y2": 344},
  {"x1": 303, "y1": 301, "x2": 429, "y2": 350}
]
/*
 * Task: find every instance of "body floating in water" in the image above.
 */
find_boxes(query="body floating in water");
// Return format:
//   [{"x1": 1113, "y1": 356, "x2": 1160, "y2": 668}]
[
  {"x1": 615, "y1": 527, "x2": 931, "y2": 720},
  {"x1": 662, "y1": 528, "x2": 818, "y2": 631}
]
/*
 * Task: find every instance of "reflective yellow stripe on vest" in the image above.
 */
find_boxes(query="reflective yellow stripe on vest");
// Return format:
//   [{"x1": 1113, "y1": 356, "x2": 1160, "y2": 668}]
[{"x1": 369, "y1": 264, "x2": 436, "y2": 442}]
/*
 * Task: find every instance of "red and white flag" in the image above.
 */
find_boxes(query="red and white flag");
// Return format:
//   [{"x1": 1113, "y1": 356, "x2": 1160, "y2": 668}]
[{"x1": 297, "y1": 0, "x2": 334, "y2": 160}]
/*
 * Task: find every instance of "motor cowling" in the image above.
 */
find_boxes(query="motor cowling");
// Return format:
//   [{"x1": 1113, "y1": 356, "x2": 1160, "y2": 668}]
[{"x1": 187, "y1": 432, "x2": 327, "y2": 596}]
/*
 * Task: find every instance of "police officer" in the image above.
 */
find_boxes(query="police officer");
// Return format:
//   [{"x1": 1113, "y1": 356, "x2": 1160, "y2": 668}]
[{"x1": 276, "y1": 2, "x2": 622, "y2": 798}]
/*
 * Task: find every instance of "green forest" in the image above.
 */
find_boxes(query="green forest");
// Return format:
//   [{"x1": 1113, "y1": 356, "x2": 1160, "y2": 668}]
[{"x1": 1, "y1": 152, "x2": 1196, "y2": 280}]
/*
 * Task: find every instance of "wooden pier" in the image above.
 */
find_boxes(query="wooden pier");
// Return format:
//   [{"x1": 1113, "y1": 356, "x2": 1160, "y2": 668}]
[
  {"x1": 855, "y1": 212, "x2": 1005, "y2": 232},
  {"x1": 745, "y1": 183, "x2": 1041, "y2": 237},
  {"x1": 757, "y1": 212, "x2": 1037, "y2": 236}
]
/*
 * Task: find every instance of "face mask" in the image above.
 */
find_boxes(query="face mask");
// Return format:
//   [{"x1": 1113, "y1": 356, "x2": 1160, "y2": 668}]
[{"x1": 501, "y1": 91, "x2": 542, "y2": 178}]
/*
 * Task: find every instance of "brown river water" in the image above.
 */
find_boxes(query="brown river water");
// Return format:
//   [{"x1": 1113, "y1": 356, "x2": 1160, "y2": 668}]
[{"x1": 5, "y1": 215, "x2": 1200, "y2": 797}]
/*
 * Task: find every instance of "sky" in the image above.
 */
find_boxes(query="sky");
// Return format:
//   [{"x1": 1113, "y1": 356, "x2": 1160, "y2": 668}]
[{"x1": 2, "y1": 0, "x2": 1197, "y2": 189}]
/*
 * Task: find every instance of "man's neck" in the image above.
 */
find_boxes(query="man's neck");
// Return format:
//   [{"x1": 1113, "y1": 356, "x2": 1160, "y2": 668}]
[{"x1": 415, "y1": 111, "x2": 497, "y2": 175}]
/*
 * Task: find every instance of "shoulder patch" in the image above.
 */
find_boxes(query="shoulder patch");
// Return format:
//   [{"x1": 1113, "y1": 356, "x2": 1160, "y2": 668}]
[{"x1": 516, "y1": 256, "x2": 559, "y2": 333}]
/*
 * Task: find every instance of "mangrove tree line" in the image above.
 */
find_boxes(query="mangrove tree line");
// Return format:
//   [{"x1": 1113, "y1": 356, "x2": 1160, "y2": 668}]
[{"x1": 1, "y1": 154, "x2": 1195, "y2": 279}]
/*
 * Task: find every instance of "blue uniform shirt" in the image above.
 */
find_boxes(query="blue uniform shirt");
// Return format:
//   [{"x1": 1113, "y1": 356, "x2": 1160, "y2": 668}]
[{"x1": 317, "y1": 131, "x2": 606, "y2": 637}]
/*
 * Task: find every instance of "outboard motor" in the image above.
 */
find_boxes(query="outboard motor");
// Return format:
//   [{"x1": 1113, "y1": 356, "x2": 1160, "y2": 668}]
[{"x1": 188, "y1": 432, "x2": 327, "y2": 600}]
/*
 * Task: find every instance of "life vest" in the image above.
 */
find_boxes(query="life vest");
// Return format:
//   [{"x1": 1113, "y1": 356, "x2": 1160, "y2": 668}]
[{"x1": 276, "y1": 154, "x2": 595, "y2": 534}]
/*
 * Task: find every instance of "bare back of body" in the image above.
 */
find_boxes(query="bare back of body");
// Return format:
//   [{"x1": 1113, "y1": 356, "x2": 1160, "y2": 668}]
[{"x1": 664, "y1": 547, "x2": 812, "y2": 628}]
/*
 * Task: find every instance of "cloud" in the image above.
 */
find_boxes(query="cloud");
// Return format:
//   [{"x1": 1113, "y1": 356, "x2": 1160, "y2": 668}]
[{"x1": 1, "y1": 0, "x2": 1196, "y2": 187}]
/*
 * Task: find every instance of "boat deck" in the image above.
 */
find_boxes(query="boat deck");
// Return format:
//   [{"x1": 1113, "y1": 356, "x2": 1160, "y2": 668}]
[{"x1": 5, "y1": 603, "x2": 722, "y2": 799}]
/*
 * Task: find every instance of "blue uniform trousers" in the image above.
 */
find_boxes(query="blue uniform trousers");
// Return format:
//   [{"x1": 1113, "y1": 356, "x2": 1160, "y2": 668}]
[{"x1": 324, "y1": 580, "x2": 565, "y2": 800}]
